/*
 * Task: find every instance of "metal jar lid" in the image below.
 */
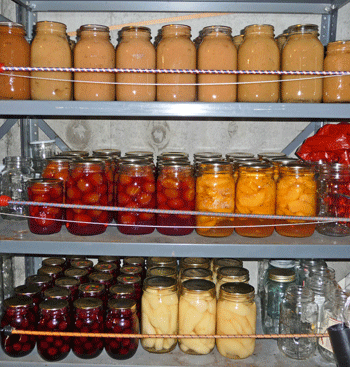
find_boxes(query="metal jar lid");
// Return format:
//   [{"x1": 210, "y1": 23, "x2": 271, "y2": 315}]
[
  {"x1": 213, "y1": 258, "x2": 243, "y2": 269},
  {"x1": 42, "y1": 257, "x2": 66, "y2": 268},
  {"x1": 26, "y1": 274, "x2": 52, "y2": 287},
  {"x1": 44, "y1": 286, "x2": 71, "y2": 299},
  {"x1": 64, "y1": 268, "x2": 89, "y2": 279},
  {"x1": 4, "y1": 295, "x2": 33, "y2": 308},
  {"x1": 121, "y1": 265, "x2": 143, "y2": 276},
  {"x1": 94, "y1": 263, "x2": 117, "y2": 273},
  {"x1": 88, "y1": 272, "x2": 113, "y2": 283},
  {"x1": 15, "y1": 284, "x2": 41, "y2": 296},
  {"x1": 217, "y1": 266, "x2": 250, "y2": 282},
  {"x1": 74, "y1": 297, "x2": 103, "y2": 310},
  {"x1": 124, "y1": 257, "x2": 145, "y2": 267},
  {"x1": 38, "y1": 266, "x2": 63, "y2": 277},
  {"x1": 257, "y1": 152, "x2": 287, "y2": 160},
  {"x1": 146, "y1": 266, "x2": 177, "y2": 279},
  {"x1": 40, "y1": 299, "x2": 69, "y2": 311},
  {"x1": 55, "y1": 277, "x2": 80, "y2": 288},
  {"x1": 71, "y1": 260, "x2": 93, "y2": 269},
  {"x1": 181, "y1": 257, "x2": 210, "y2": 269},
  {"x1": 143, "y1": 276, "x2": 177, "y2": 291},
  {"x1": 268, "y1": 268, "x2": 296, "y2": 282},
  {"x1": 79, "y1": 282, "x2": 105, "y2": 295},
  {"x1": 182, "y1": 279, "x2": 215, "y2": 292},
  {"x1": 93, "y1": 149, "x2": 121, "y2": 157},
  {"x1": 148, "y1": 257, "x2": 177, "y2": 268},
  {"x1": 98, "y1": 255, "x2": 120, "y2": 264},
  {"x1": 220, "y1": 282, "x2": 255, "y2": 298},
  {"x1": 109, "y1": 284, "x2": 135, "y2": 296},
  {"x1": 226, "y1": 152, "x2": 255, "y2": 160},
  {"x1": 107, "y1": 298, "x2": 137, "y2": 311},
  {"x1": 125, "y1": 150, "x2": 154, "y2": 158},
  {"x1": 117, "y1": 274, "x2": 141, "y2": 285},
  {"x1": 181, "y1": 268, "x2": 213, "y2": 281}
]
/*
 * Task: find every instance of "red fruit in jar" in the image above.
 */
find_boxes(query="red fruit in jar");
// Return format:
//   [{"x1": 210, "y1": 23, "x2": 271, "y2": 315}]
[
  {"x1": 143, "y1": 182, "x2": 155, "y2": 193},
  {"x1": 50, "y1": 186, "x2": 63, "y2": 199},
  {"x1": 67, "y1": 186, "x2": 81, "y2": 200},
  {"x1": 71, "y1": 167, "x2": 84, "y2": 180},
  {"x1": 82, "y1": 192, "x2": 100, "y2": 205},
  {"x1": 33, "y1": 194, "x2": 51, "y2": 203},
  {"x1": 157, "y1": 192, "x2": 167, "y2": 205},
  {"x1": 139, "y1": 212, "x2": 155, "y2": 221},
  {"x1": 168, "y1": 198, "x2": 185, "y2": 209},
  {"x1": 137, "y1": 192, "x2": 152, "y2": 206},
  {"x1": 120, "y1": 213, "x2": 137, "y2": 225},
  {"x1": 77, "y1": 178, "x2": 93, "y2": 193},
  {"x1": 90, "y1": 173, "x2": 103, "y2": 186},
  {"x1": 74, "y1": 214, "x2": 92, "y2": 226},
  {"x1": 126, "y1": 185, "x2": 141, "y2": 197},
  {"x1": 164, "y1": 188, "x2": 178, "y2": 199},
  {"x1": 119, "y1": 174, "x2": 132, "y2": 185},
  {"x1": 118, "y1": 192, "x2": 130, "y2": 206},
  {"x1": 183, "y1": 188, "x2": 195, "y2": 202}
]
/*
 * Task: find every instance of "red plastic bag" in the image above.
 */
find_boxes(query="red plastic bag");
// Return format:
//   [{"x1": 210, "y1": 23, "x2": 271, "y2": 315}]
[{"x1": 296, "y1": 122, "x2": 350, "y2": 164}]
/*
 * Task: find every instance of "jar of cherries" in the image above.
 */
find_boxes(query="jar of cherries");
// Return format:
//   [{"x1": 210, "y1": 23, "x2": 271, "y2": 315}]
[
  {"x1": 105, "y1": 298, "x2": 139, "y2": 360},
  {"x1": 37, "y1": 299, "x2": 71, "y2": 361},
  {"x1": 55, "y1": 276, "x2": 80, "y2": 302}
]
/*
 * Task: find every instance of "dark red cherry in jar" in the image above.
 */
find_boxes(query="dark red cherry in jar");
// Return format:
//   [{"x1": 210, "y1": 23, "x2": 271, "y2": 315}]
[
  {"x1": 37, "y1": 299, "x2": 71, "y2": 362},
  {"x1": 105, "y1": 298, "x2": 139, "y2": 360},
  {"x1": 78, "y1": 282, "x2": 108, "y2": 309},
  {"x1": 72, "y1": 298, "x2": 104, "y2": 359},
  {"x1": 0, "y1": 296, "x2": 36, "y2": 357}
]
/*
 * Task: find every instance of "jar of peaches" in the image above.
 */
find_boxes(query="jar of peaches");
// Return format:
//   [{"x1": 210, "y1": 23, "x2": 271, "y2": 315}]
[
  {"x1": 216, "y1": 283, "x2": 256, "y2": 359},
  {"x1": 117, "y1": 160, "x2": 156, "y2": 235},
  {"x1": 238, "y1": 24, "x2": 280, "y2": 102},
  {"x1": 141, "y1": 276, "x2": 178, "y2": 353},
  {"x1": 116, "y1": 26, "x2": 156, "y2": 101},
  {"x1": 276, "y1": 162, "x2": 316, "y2": 237},
  {"x1": 0, "y1": 22, "x2": 30, "y2": 99},
  {"x1": 31, "y1": 21, "x2": 72, "y2": 100},
  {"x1": 157, "y1": 161, "x2": 195, "y2": 235},
  {"x1": 156, "y1": 24, "x2": 196, "y2": 101},
  {"x1": 281, "y1": 24, "x2": 324, "y2": 103},
  {"x1": 196, "y1": 161, "x2": 235, "y2": 237},
  {"x1": 323, "y1": 40, "x2": 350, "y2": 102},
  {"x1": 65, "y1": 159, "x2": 109, "y2": 236},
  {"x1": 197, "y1": 25, "x2": 237, "y2": 102},
  {"x1": 27, "y1": 178, "x2": 64, "y2": 235},
  {"x1": 74, "y1": 24, "x2": 115, "y2": 101},
  {"x1": 179, "y1": 279, "x2": 216, "y2": 355},
  {"x1": 235, "y1": 162, "x2": 276, "y2": 237}
]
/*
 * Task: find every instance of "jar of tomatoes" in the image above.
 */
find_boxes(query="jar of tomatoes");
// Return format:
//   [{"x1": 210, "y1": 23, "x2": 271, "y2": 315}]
[
  {"x1": 157, "y1": 161, "x2": 195, "y2": 236},
  {"x1": 0, "y1": 22, "x2": 30, "y2": 99},
  {"x1": 196, "y1": 161, "x2": 235, "y2": 237},
  {"x1": 27, "y1": 178, "x2": 64, "y2": 234},
  {"x1": 66, "y1": 159, "x2": 109, "y2": 235},
  {"x1": 117, "y1": 160, "x2": 156, "y2": 234},
  {"x1": 156, "y1": 24, "x2": 196, "y2": 101},
  {"x1": 42, "y1": 158, "x2": 70, "y2": 198},
  {"x1": 37, "y1": 299, "x2": 71, "y2": 361},
  {"x1": 0, "y1": 296, "x2": 36, "y2": 357},
  {"x1": 116, "y1": 26, "x2": 156, "y2": 101},
  {"x1": 72, "y1": 298, "x2": 104, "y2": 359},
  {"x1": 235, "y1": 162, "x2": 276, "y2": 238},
  {"x1": 105, "y1": 298, "x2": 139, "y2": 359}
]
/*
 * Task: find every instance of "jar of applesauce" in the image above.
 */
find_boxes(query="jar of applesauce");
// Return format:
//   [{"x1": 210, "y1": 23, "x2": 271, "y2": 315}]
[
  {"x1": 196, "y1": 161, "x2": 235, "y2": 237},
  {"x1": 232, "y1": 34, "x2": 244, "y2": 49},
  {"x1": 0, "y1": 22, "x2": 30, "y2": 100},
  {"x1": 276, "y1": 162, "x2": 317, "y2": 237},
  {"x1": 156, "y1": 24, "x2": 196, "y2": 101},
  {"x1": 235, "y1": 162, "x2": 276, "y2": 238},
  {"x1": 238, "y1": 24, "x2": 280, "y2": 102},
  {"x1": 141, "y1": 276, "x2": 178, "y2": 353},
  {"x1": 197, "y1": 25, "x2": 237, "y2": 102},
  {"x1": 216, "y1": 283, "x2": 256, "y2": 359},
  {"x1": 116, "y1": 26, "x2": 156, "y2": 101},
  {"x1": 30, "y1": 21, "x2": 72, "y2": 100},
  {"x1": 323, "y1": 40, "x2": 350, "y2": 102},
  {"x1": 74, "y1": 24, "x2": 115, "y2": 101},
  {"x1": 281, "y1": 24, "x2": 324, "y2": 103}
]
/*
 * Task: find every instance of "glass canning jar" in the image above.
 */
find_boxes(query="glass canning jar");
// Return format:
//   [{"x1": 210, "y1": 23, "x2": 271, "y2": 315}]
[
  {"x1": 72, "y1": 297, "x2": 104, "y2": 359},
  {"x1": 179, "y1": 279, "x2": 216, "y2": 355},
  {"x1": 105, "y1": 298, "x2": 139, "y2": 359},
  {"x1": 44, "y1": 286, "x2": 71, "y2": 305},
  {"x1": 0, "y1": 296, "x2": 36, "y2": 357},
  {"x1": 74, "y1": 24, "x2": 115, "y2": 101},
  {"x1": 117, "y1": 275, "x2": 142, "y2": 320},
  {"x1": 65, "y1": 159, "x2": 109, "y2": 236},
  {"x1": 157, "y1": 162, "x2": 195, "y2": 236},
  {"x1": 197, "y1": 25, "x2": 237, "y2": 102},
  {"x1": 78, "y1": 282, "x2": 107, "y2": 309},
  {"x1": 141, "y1": 276, "x2": 178, "y2": 353},
  {"x1": 281, "y1": 24, "x2": 324, "y2": 103},
  {"x1": 298, "y1": 259, "x2": 327, "y2": 286},
  {"x1": 217, "y1": 283, "x2": 256, "y2": 359},
  {"x1": 121, "y1": 265, "x2": 144, "y2": 282},
  {"x1": 146, "y1": 266, "x2": 178, "y2": 280},
  {"x1": 55, "y1": 276, "x2": 80, "y2": 301},
  {"x1": 64, "y1": 268, "x2": 89, "y2": 284},
  {"x1": 180, "y1": 257, "x2": 211, "y2": 271},
  {"x1": 262, "y1": 268, "x2": 296, "y2": 334},
  {"x1": 109, "y1": 284, "x2": 136, "y2": 301},
  {"x1": 269, "y1": 157, "x2": 299, "y2": 182},
  {"x1": 94, "y1": 262, "x2": 118, "y2": 279},
  {"x1": 27, "y1": 178, "x2": 64, "y2": 235},
  {"x1": 88, "y1": 272, "x2": 114, "y2": 293},
  {"x1": 235, "y1": 162, "x2": 276, "y2": 237},
  {"x1": 316, "y1": 163, "x2": 350, "y2": 236},
  {"x1": 37, "y1": 299, "x2": 71, "y2": 361},
  {"x1": 238, "y1": 24, "x2": 280, "y2": 102},
  {"x1": 323, "y1": 40, "x2": 350, "y2": 102},
  {"x1": 42, "y1": 158, "x2": 70, "y2": 200},
  {"x1": 14, "y1": 284, "x2": 41, "y2": 317},
  {"x1": 1, "y1": 156, "x2": 34, "y2": 220},
  {"x1": 30, "y1": 21, "x2": 72, "y2": 100},
  {"x1": 212, "y1": 258, "x2": 243, "y2": 283},
  {"x1": 42, "y1": 257, "x2": 67, "y2": 270},
  {"x1": 180, "y1": 268, "x2": 213, "y2": 285},
  {"x1": 278, "y1": 285, "x2": 317, "y2": 360},
  {"x1": 156, "y1": 24, "x2": 196, "y2": 102},
  {"x1": 276, "y1": 162, "x2": 317, "y2": 237},
  {"x1": 98, "y1": 255, "x2": 121, "y2": 274},
  {"x1": 148, "y1": 257, "x2": 178, "y2": 271},
  {"x1": 116, "y1": 26, "x2": 156, "y2": 101},
  {"x1": 71, "y1": 259, "x2": 94, "y2": 274},
  {"x1": 196, "y1": 161, "x2": 235, "y2": 237},
  {"x1": 0, "y1": 22, "x2": 30, "y2": 99},
  {"x1": 124, "y1": 257, "x2": 145, "y2": 279},
  {"x1": 65, "y1": 255, "x2": 86, "y2": 267},
  {"x1": 216, "y1": 266, "x2": 249, "y2": 298},
  {"x1": 38, "y1": 265, "x2": 64, "y2": 282},
  {"x1": 117, "y1": 160, "x2": 156, "y2": 234},
  {"x1": 232, "y1": 34, "x2": 244, "y2": 49},
  {"x1": 26, "y1": 274, "x2": 53, "y2": 296}
]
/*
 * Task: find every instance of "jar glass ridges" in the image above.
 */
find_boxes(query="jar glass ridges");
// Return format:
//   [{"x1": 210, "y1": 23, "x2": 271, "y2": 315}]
[
  {"x1": 278, "y1": 285, "x2": 317, "y2": 360},
  {"x1": 141, "y1": 276, "x2": 178, "y2": 353},
  {"x1": 216, "y1": 282, "x2": 256, "y2": 359},
  {"x1": 179, "y1": 279, "x2": 216, "y2": 355}
]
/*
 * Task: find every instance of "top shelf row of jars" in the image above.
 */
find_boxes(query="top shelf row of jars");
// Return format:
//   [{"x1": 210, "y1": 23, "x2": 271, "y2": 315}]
[{"x1": 1, "y1": 21, "x2": 349, "y2": 104}]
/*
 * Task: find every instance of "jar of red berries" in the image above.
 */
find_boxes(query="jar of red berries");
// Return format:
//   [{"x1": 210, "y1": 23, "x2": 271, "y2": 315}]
[
  {"x1": 65, "y1": 159, "x2": 109, "y2": 236},
  {"x1": 14, "y1": 284, "x2": 41, "y2": 316},
  {"x1": 117, "y1": 160, "x2": 156, "y2": 234},
  {"x1": 94, "y1": 262, "x2": 118, "y2": 280},
  {"x1": 27, "y1": 178, "x2": 64, "y2": 235},
  {"x1": 78, "y1": 282, "x2": 108, "y2": 309},
  {"x1": 42, "y1": 257, "x2": 68, "y2": 270},
  {"x1": 124, "y1": 256, "x2": 146, "y2": 279},
  {"x1": 26, "y1": 274, "x2": 52, "y2": 296},
  {"x1": 72, "y1": 297, "x2": 104, "y2": 359},
  {"x1": 71, "y1": 259, "x2": 94, "y2": 274},
  {"x1": 121, "y1": 265, "x2": 144, "y2": 282},
  {"x1": 88, "y1": 272, "x2": 114, "y2": 293},
  {"x1": 38, "y1": 265, "x2": 64, "y2": 282},
  {"x1": 65, "y1": 255, "x2": 86, "y2": 267},
  {"x1": 157, "y1": 161, "x2": 195, "y2": 235},
  {"x1": 117, "y1": 275, "x2": 142, "y2": 320},
  {"x1": 37, "y1": 299, "x2": 71, "y2": 361},
  {"x1": 109, "y1": 284, "x2": 136, "y2": 301},
  {"x1": 98, "y1": 255, "x2": 120, "y2": 274},
  {"x1": 55, "y1": 277, "x2": 80, "y2": 302},
  {"x1": 64, "y1": 268, "x2": 89, "y2": 284},
  {"x1": 44, "y1": 286, "x2": 72, "y2": 307},
  {"x1": 0, "y1": 296, "x2": 36, "y2": 357},
  {"x1": 105, "y1": 298, "x2": 139, "y2": 359}
]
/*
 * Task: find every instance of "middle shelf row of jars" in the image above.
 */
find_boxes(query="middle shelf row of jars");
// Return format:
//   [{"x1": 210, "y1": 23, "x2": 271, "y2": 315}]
[
  {"x1": 1, "y1": 148, "x2": 348, "y2": 238},
  {"x1": 1, "y1": 20, "x2": 349, "y2": 102},
  {"x1": 2, "y1": 254, "x2": 343, "y2": 363}
]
